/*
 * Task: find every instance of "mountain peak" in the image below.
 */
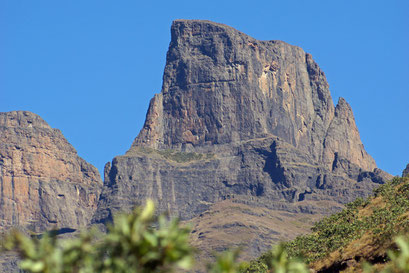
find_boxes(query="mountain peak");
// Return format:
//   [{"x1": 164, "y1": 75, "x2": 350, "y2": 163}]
[
  {"x1": 132, "y1": 20, "x2": 375, "y2": 170},
  {"x1": 0, "y1": 111, "x2": 102, "y2": 233},
  {"x1": 96, "y1": 21, "x2": 388, "y2": 264},
  {"x1": 335, "y1": 97, "x2": 353, "y2": 117}
]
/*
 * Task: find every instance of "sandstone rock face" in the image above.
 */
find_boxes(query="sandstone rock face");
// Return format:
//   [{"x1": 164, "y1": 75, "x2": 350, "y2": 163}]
[
  {"x1": 0, "y1": 111, "x2": 102, "y2": 233},
  {"x1": 93, "y1": 20, "x2": 391, "y2": 261}
]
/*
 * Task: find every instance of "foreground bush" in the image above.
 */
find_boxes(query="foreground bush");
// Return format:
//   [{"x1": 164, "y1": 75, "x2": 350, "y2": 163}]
[
  {"x1": 5, "y1": 197, "x2": 409, "y2": 273},
  {"x1": 238, "y1": 244, "x2": 308, "y2": 273},
  {"x1": 1, "y1": 200, "x2": 193, "y2": 273},
  {"x1": 364, "y1": 235, "x2": 409, "y2": 273},
  {"x1": 1, "y1": 199, "x2": 312, "y2": 273}
]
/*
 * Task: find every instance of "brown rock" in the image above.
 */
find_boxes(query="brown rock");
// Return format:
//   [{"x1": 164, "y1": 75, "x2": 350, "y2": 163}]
[
  {"x1": 93, "y1": 20, "x2": 390, "y2": 266},
  {"x1": 323, "y1": 97, "x2": 376, "y2": 171},
  {"x1": 0, "y1": 111, "x2": 102, "y2": 233}
]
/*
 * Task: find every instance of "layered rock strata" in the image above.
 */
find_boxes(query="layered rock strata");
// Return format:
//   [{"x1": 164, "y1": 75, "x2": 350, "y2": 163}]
[
  {"x1": 0, "y1": 111, "x2": 102, "y2": 233},
  {"x1": 93, "y1": 20, "x2": 391, "y2": 261}
]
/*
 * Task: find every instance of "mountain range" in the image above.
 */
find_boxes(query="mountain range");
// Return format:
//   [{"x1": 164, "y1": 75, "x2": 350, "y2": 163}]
[{"x1": 0, "y1": 20, "x2": 396, "y2": 272}]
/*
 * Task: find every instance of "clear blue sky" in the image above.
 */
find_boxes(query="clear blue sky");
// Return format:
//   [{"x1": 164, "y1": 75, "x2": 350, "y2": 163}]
[{"x1": 1, "y1": 0, "x2": 408, "y2": 176}]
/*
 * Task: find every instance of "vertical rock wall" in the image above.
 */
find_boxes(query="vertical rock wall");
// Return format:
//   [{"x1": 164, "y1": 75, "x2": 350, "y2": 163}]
[{"x1": 0, "y1": 111, "x2": 102, "y2": 233}]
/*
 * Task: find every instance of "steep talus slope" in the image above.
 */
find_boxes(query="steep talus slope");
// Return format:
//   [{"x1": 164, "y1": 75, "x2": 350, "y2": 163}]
[
  {"x1": 93, "y1": 20, "x2": 391, "y2": 261},
  {"x1": 0, "y1": 111, "x2": 102, "y2": 233}
]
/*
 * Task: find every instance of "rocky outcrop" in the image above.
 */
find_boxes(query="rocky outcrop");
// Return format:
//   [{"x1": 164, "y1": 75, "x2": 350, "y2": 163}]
[
  {"x1": 403, "y1": 164, "x2": 409, "y2": 177},
  {"x1": 0, "y1": 111, "x2": 102, "y2": 233},
  {"x1": 93, "y1": 20, "x2": 391, "y2": 261},
  {"x1": 131, "y1": 20, "x2": 376, "y2": 171}
]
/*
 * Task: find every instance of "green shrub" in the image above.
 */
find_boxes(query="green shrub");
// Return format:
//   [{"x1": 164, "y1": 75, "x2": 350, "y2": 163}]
[
  {"x1": 1, "y1": 200, "x2": 194, "y2": 273},
  {"x1": 1, "y1": 201, "x2": 311, "y2": 273},
  {"x1": 363, "y1": 235, "x2": 409, "y2": 273},
  {"x1": 207, "y1": 248, "x2": 243, "y2": 273},
  {"x1": 283, "y1": 177, "x2": 409, "y2": 264},
  {"x1": 240, "y1": 244, "x2": 308, "y2": 273}
]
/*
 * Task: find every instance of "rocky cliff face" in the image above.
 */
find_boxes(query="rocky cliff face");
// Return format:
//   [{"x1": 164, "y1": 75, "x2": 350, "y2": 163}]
[
  {"x1": 0, "y1": 111, "x2": 102, "y2": 233},
  {"x1": 132, "y1": 20, "x2": 375, "y2": 171},
  {"x1": 93, "y1": 20, "x2": 391, "y2": 261},
  {"x1": 403, "y1": 164, "x2": 409, "y2": 177}
]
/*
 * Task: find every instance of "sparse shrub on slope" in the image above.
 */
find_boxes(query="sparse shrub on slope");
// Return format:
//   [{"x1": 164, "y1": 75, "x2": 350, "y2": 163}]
[
  {"x1": 245, "y1": 177, "x2": 409, "y2": 272},
  {"x1": 363, "y1": 235, "x2": 409, "y2": 273},
  {"x1": 239, "y1": 244, "x2": 308, "y2": 273},
  {"x1": 285, "y1": 177, "x2": 409, "y2": 264},
  {"x1": 207, "y1": 248, "x2": 243, "y2": 273}
]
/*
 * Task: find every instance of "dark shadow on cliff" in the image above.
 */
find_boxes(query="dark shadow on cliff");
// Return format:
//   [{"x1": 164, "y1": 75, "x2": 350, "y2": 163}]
[{"x1": 255, "y1": 141, "x2": 289, "y2": 188}]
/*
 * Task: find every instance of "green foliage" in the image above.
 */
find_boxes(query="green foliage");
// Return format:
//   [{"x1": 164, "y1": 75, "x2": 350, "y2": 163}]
[
  {"x1": 282, "y1": 177, "x2": 409, "y2": 264},
  {"x1": 2, "y1": 200, "x2": 194, "y2": 273},
  {"x1": 240, "y1": 244, "x2": 308, "y2": 273},
  {"x1": 244, "y1": 177, "x2": 409, "y2": 271},
  {"x1": 4, "y1": 177, "x2": 409, "y2": 273},
  {"x1": 363, "y1": 235, "x2": 409, "y2": 273},
  {"x1": 1, "y1": 208, "x2": 311, "y2": 273},
  {"x1": 1, "y1": 229, "x2": 96, "y2": 273},
  {"x1": 284, "y1": 199, "x2": 367, "y2": 263},
  {"x1": 386, "y1": 236, "x2": 409, "y2": 272},
  {"x1": 207, "y1": 248, "x2": 243, "y2": 273}
]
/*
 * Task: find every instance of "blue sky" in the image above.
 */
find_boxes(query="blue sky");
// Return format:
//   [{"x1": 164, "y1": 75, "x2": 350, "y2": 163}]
[{"x1": 1, "y1": 0, "x2": 408, "y2": 176}]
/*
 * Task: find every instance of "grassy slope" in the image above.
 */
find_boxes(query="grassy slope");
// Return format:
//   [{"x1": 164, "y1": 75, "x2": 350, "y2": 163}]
[
  {"x1": 245, "y1": 177, "x2": 409, "y2": 272},
  {"x1": 186, "y1": 200, "x2": 324, "y2": 271}
]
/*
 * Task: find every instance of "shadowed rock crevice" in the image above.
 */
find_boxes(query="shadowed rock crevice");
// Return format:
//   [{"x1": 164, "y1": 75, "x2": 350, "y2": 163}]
[{"x1": 257, "y1": 142, "x2": 289, "y2": 188}]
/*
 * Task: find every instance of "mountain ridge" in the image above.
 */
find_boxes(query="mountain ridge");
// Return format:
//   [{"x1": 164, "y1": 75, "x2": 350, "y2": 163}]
[
  {"x1": 0, "y1": 110, "x2": 102, "y2": 233},
  {"x1": 0, "y1": 19, "x2": 395, "y2": 272}
]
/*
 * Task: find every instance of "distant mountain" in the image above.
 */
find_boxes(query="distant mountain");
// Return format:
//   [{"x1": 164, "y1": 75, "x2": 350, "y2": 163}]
[
  {"x1": 92, "y1": 20, "x2": 392, "y2": 263},
  {"x1": 0, "y1": 111, "x2": 102, "y2": 233},
  {"x1": 0, "y1": 111, "x2": 103, "y2": 272}
]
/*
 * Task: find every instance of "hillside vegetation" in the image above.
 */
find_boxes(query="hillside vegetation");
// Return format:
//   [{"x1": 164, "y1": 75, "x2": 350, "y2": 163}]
[
  {"x1": 0, "y1": 201, "x2": 308, "y2": 273},
  {"x1": 3, "y1": 177, "x2": 409, "y2": 273},
  {"x1": 242, "y1": 176, "x2": 409, "y2": 272}
]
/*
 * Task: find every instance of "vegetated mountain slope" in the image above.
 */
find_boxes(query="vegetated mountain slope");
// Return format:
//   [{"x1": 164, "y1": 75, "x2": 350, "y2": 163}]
[
  {"x1": 93, "y1": 20, "x2": 392, "y2": 261},
  {"x1": 244, "y1": 175, "x2": 409, "y2": 273}
]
